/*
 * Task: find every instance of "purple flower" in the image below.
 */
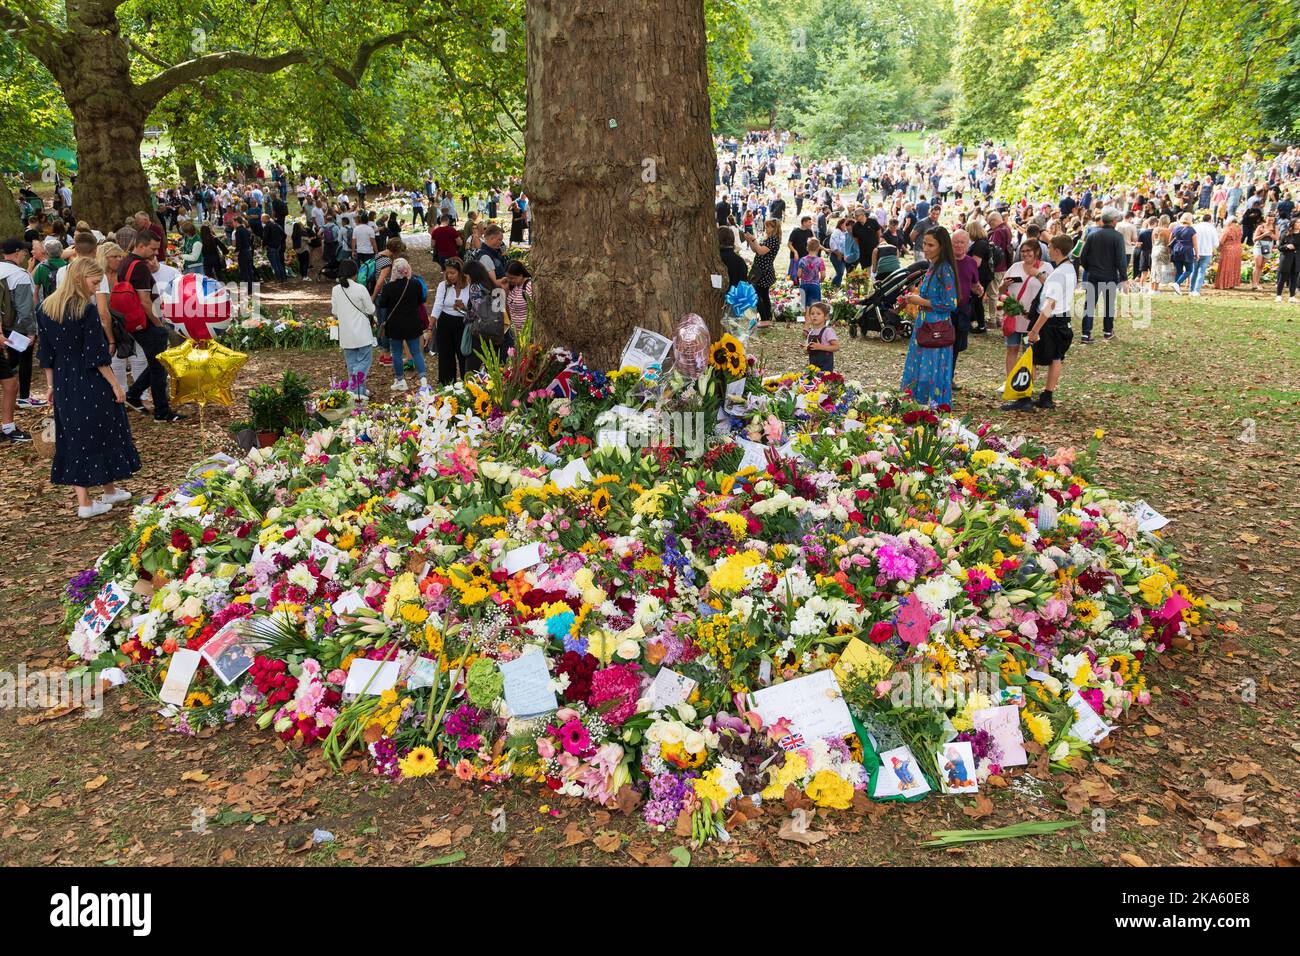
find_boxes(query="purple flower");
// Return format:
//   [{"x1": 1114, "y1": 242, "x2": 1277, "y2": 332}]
[{"x1": 65, "y1": 569, "x2": 98, "y2": 605}]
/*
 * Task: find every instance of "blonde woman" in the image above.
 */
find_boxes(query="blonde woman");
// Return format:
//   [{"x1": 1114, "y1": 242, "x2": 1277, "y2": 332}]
[{"x1": 37, "y1": 258, "x2": 140, "y2": 518}]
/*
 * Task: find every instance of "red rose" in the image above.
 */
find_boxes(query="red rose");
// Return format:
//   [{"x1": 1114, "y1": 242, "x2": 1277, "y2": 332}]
[
  {"x1": 201, "y1": 527, "x2": 218, "y2": 545},
  {"x1": 170, "y1": 530, "x2": 192, "y2": 551},
  {"x1": 869, "y1": 621, "x2": 894, "y2": 644}
]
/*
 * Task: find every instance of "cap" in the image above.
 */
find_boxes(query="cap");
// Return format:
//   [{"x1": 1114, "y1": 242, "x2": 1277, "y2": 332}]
[{"x1": 1, "y1": 238, "x2": 24, "y2": 254}]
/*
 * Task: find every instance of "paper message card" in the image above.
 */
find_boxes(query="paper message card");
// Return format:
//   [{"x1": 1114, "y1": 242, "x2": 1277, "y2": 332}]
[
  {"x1": 503, "y1": 542, "x2": 544, "y2": 576},
  {"x1": 972, "y1": 704, "x2": 1028, "y2": 768},
  {"x1": 735, "y1": 438, "x2": 768, "y2": 473},
  {"x1": 79, "y1": 581, "x2": 129, "y2": 639},
  {"x1": 1067, "y1": 691, "x2": 1112, "y2": 744},
  {"x1": 530, "y1": 444, "x2": 561, "y2": 466},
  {"x1": 332, "y1": 591, "x2": 367, "y2": 617},
  {"x1": 1131, "y1": 500, "x2": 1170, "y2": 532},
  {"x1": 874, "y1": 745, "x2": 931, "y2": 798},
  {"x1": 343, "y1": 658, "x2": 400, "y2": 696},
  {"x1": 596, "y1": 429, "x2": 629, "y2": 449},
  {"x1": 310, "y1": 537, "x2": 349, "y2": 564},
  {"x1": 500, "y1": 652, "x2": 558, "y2": 718},
  {"x1": 199, "y1": 624, "x2": 262, "y2": 686},
  {"x1": 937, "y1": 741, "x2": 979, "y2": 794},
  {"x1": 751, "y1": 670, "x2": 855, "y2": 748},
  {"x1": 552, "y1": 458, "x2": 593, "y2": 490},
  {"x1": 159, "y1": 649, "x2": 203, "y2": 706},
  {"x1": 620, "y1": 327, "x2": 673, "y2": 371},
  {"x1": 647, "y1": 668, "x2": 697, "y2": 710}
]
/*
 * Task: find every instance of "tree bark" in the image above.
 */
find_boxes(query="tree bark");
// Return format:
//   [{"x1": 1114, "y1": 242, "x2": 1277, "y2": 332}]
[
  {"x1": 524, "y1": 0, "x2": 724, "y2": 370},
  {"x1": 0, "y1": 187, "x2": 24, "y2": 238}
]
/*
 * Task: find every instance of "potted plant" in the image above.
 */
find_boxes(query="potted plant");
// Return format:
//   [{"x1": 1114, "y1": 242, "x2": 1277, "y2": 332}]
[
  {"x1": 247, "y1": 371, "x2": 312, "y2": 446},
  {"x1": 314, "y1": 374, "x2": 360, "y2": 423}
]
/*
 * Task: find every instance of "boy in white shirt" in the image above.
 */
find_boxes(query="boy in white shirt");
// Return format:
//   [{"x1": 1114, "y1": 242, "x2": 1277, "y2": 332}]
[{"x1": 1026, "y1": 234, "x2": 1077, "y2": 410}]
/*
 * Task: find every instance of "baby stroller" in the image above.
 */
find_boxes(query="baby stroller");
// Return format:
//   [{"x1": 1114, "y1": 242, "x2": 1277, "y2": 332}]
[{"x1": 852, "y1": 260, "x2": 927, "y2": 342}]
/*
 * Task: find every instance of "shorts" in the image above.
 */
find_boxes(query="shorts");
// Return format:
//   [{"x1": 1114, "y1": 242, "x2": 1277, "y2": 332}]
[
  {"x1": 0, "y1": 345, "x2": 15, "y2": 380},
  {"x1": 1004, "y1": 331, "x2": 1027, "y2": 348},
  {"x1": 1032, "y1": 316, "x2": 1072, "y2": 366},
  {"x1": 1256, "y1": 240, "x2": 1274, "y2": 256}
]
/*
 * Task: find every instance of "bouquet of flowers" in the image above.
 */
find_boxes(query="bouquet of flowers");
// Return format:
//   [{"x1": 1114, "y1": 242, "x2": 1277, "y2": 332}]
[
  {"x1": 57, "y1": 346, "x2": 1209, "y2": 841},
  {"x1": 222, "y1": 306, "x2": 335, "y2": 351}
]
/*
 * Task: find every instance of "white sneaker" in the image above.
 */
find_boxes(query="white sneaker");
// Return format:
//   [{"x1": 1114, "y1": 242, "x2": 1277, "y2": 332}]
[
  {"x1": 1171, "y1": 283, "x2": 1182, "y2": 295},
  {"x1": 1291, "y1": 296, "x2": 1298, "y2": 303},
  {"x1": 1190, "y1": 290, "x2": 1200, "y2": 296},
  {"x1": 99, "y1": 488, "x2": 132, "y2": 505},
  {"x1": 77, "y1": 500, "x2": 112, "y2": 520},
  {"x1": 1277, "y1": 295, "x2": 1283, "y2": 302},
  {"x1": 391, "y1": 378, "x2": 407, "y2": 391}
]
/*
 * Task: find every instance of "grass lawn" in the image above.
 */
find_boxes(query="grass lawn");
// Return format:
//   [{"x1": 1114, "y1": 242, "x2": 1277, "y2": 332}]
[{"x1": 0, "y1": 276, "x2": 1295, "y2": 867}]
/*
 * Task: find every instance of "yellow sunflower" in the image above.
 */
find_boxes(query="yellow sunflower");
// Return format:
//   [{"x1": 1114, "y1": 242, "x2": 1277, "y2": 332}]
[
  {"x1": 184, "y1": 691, "x2": 212, "y2": 708},
  {"x1": 591, "y1": 486, "x2": 611, "y2": 517},
  {"x1": 547, "y1": 417, "x2": 563, "y2": 438}
]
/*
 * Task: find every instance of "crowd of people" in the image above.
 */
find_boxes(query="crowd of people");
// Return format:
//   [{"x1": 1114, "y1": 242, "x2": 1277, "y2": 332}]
[
  {"x1": 713, "y1": 131, "x2": 1300, "y2": 415},
  {"x1": 5, "y1": 162, "x2": 536, "y2": 518}
]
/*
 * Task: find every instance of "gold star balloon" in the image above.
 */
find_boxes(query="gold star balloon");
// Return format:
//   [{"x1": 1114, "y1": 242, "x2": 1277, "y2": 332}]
[{"x1": 157, "y1": 338, "x2": 248, "y2": 408}]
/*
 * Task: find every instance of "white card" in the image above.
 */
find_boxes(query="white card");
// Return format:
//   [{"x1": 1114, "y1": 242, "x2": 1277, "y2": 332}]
[
  {"x1": 596, "y1": 429, "x2": 629, "y2": 449},
  {"x1": 648, "y1": 668, "x2": 697, "y2": 710},
  {"x1": 199, "y1": 624, "x2": 262, "y2": 686},
  {"x1": 529, "y1": 444, "x2": 561, "y2": 466},
  {"x1": 735, "y1": 438, "x2": 768, "y2": 473},
  {"x1": 937, "y1": 741, "x2": 979, "y2": 793},
  {"x1": 343, "y1": 657, "x2": 400, "y2": 696},
  {"x1": 1067, "y1": 690, "x2": 1112, "y2": 744},
  {"x1": 750, "y1": 670, "x2": 855, "y2": 748},
  {"x1": 332, "y1": 591, "x2": 367, "y2": 617},
  {"x1": 4, "y1": 330, "x2": 31, "y2": 353},
  {"x1": 725, "y1": 379, "x2": 745, "y2": 398},
  {"x1": 552, "y1": 458, "x2": 592, "y2": 490},
  {"x1": 1132, "y1": 500, "x2": 1169, "y2": 532},
  {"x1": 405, "y1": 656, "x2": 439, "y2": 690},
  {"x1": 619, "y1": 327, "x2": 673, "y2": 371},
  {"x1": 711, "y1": 274, "x2": 724, "y2": 289},
  {"x1": 500, "y1": 652, "x2": 558, "y2": 718},
  {"x1": 406, "y1": 515, "x2": 435, "y2": 534},
  {"x1": 159, "y1": 649, "x2": 203, "y2": 706},
  {"x1": 328, "y1": 325, "x2": 339, "y2": 341},
  {"x1": 503, "y1": 542, "x2": 543, "y2": 575},
  {"x1": 310, "y1": 537, "x2": 348, "y2": 563},
  {"x1": 873, "y1": 745, "x2": 931, "y2": 798}
]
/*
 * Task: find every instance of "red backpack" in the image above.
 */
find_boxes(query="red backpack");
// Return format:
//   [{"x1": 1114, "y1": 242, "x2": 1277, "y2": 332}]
[{"x1": 109, "y1": 259, "x2": 151, "y2": 333}]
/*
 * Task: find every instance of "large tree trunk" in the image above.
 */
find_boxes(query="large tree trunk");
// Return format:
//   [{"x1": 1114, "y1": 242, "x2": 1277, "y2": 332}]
[
  {"x1": 524, "y1": 0, "x2": 723, "y2": 370},
  {"x1": 51, "y1": 29, "x2": 156, "y2": 231}
]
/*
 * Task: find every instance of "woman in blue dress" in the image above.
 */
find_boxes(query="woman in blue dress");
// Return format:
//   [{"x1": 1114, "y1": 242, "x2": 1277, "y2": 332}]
[
  {"x1": 38, "y1": 258, "x2": 141, "y2": 519},
  {"x1": 900, "y1": 226, "x2": 958, "y2": 408}
]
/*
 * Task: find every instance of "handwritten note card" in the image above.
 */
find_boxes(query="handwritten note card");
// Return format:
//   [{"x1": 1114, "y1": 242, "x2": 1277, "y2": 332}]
[
  {"x1": 500, "y1": 652, "x2": 558, "y2": 718},
  {"x1": 751, "y1": 670, "x2": 855, "y2": 747},
  {"x1": 159, "y1": 649, "x2": 203, "y2": 706}
]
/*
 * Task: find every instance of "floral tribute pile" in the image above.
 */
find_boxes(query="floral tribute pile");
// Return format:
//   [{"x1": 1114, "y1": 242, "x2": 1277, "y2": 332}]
[{"x1": 60, "y1": 333, "x2": 1204, "y2": 840}]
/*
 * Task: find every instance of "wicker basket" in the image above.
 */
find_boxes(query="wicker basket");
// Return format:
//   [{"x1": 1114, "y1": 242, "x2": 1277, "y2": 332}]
[{"x1": 32, "y1": 416, "x2": 56, "y2": 458}]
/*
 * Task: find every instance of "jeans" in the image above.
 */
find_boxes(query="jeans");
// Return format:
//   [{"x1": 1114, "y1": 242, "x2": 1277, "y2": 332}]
[
  {"x1": 1190, "y1": 254, "x2": 1213, "y2": 293},
  {"x1": 267, "y1": 246, "x2": 286, "y2": 281},
  {"x1": 799, "y1": 282, "x2": 822, "y2": 306},
  {"x1": 411, "y1": 208, "x2": 426, "y2": 227},
  {"x1": 830, "y1": 254, "x2": 846, "y2": 288},
  {"x1": 238, "y1": 253, "x2": 255, "y2": 295},
  {"x1": 342, "y1": 345, "x2": 373, "y2": 394},
  {"x1": 1172, "y1": 259, "x2": 1194, "y2": 288},
  {"x1": 389, "y1": 337, "x2": 426, "y2": 378},
  {"x1": 1082, "y1": 279, "x2": 1118, "y2": 337},
  {"x1": 125, "y1": 325, "x2": 174, "y2": 418}
]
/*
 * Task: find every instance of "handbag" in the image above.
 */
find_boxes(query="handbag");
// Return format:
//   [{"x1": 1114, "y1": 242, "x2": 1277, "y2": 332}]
[
  {"x1": 917, "y1": 318, "x2": 955, "y2": 348},
  {"x1": 109, "y1": 308, "x2": 136, "y2": 359}
]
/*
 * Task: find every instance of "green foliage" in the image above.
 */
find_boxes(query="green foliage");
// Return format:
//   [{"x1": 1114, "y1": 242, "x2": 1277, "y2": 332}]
[
  {"x1": 0, "y1": 35, "x2": 73, "y2": 172},
  {"x1": 1260, "y1": 26, "x2": 1300, "y2": 140}
]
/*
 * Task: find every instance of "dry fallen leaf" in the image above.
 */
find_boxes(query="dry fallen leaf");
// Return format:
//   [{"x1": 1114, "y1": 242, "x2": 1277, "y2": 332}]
[
  {"x1": 84, "y1": 775, "x2": 108, "y2": 792},
  {"x1": 181, "y1": 769, "x2": 210, "y2": 783}
]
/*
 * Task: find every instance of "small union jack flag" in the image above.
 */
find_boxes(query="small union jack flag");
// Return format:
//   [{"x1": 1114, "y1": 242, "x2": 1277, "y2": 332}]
[{"x1": 777, "y1": 732, "x2": 806, "y2": 752}]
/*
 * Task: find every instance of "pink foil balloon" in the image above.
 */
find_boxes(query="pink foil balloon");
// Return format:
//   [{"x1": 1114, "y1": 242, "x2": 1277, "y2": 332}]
[{"x1": 673, "y1": 313, "x2": 710, "y2": 380}]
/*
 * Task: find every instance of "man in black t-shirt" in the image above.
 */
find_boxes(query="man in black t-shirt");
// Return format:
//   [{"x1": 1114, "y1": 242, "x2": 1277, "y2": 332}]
[
  {"x1": 787, "y1": 216, "x2": 814, "y2": 279},
  {"x1": 852, "y1": 210, "x2": 880, "y2": 274},
  {"x1": 121, "y1": 233, "x2": 183, "y2": 422}
]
